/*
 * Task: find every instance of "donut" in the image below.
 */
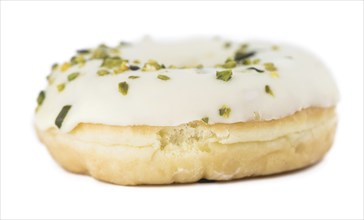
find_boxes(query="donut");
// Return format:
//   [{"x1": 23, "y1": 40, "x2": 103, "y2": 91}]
[{"x1": 35, "y1": 38, "x2": 339, "y2": 185}]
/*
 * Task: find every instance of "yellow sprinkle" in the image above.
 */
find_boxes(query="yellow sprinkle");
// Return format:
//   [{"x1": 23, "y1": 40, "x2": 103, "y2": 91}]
[
  {"x1": 57, "y1": 83, "x2": 66, "y2": 92},
  {"x1": 70, "y1": 55, "x2": 86, "y2": 66},
  {"x1": 133, "y1": 59, "x2": 141, "y2": 64},
  {"x1": 222, "y1": 60, "x2": 236, "y2": 68},
  {"x1": 142, "y1": 63, "x2": 156, "y2": 71},
  {"x1": 97, "y1": 69, "x2": 110, "y2": 76},
  {"x1": 269, "y1": 71, "x2": 280, "y2": 78},
  {"x1": 264, "y1": 62, "x2": 277, "y2": 71},
  {"x1": 142, "y1": 60, "x2": 162, "y2": 71},
  {"x1": 118, "y1": 81, "x2": 129, "y2": 96},
  {"x1": 113, "y1": 62, "x2": 129, "y2": 74},
  {"x1": 91, "y1": 48, "x2": 108, "y2": 59},
  {"x1": 60, "y1": 62, "x2": 71, "y2": 72}
]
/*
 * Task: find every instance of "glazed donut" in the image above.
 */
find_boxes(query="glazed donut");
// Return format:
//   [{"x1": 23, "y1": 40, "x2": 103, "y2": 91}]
[{"x1": 35, "y1": 38, "x2": 339, "y2": 185}]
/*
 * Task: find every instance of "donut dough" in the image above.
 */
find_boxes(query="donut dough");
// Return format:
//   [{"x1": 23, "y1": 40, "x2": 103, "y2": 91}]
[{"x1": 35, "y1": 38, "x2": 339, "y2": 185}]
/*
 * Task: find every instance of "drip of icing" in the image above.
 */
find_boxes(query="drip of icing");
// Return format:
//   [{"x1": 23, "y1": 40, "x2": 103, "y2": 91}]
[{"x1": 35, "y1": 38, "x2": 339, "y2": 132}]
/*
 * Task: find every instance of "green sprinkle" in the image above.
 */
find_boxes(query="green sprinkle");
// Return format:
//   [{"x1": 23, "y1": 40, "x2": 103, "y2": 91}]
[
  {"x1": 157, "y1": 74, "x2": 170, "y2": 80},
  {"x1": 97, "y1": 69, "x2": 110, "y2": 76},
  {"x1": 142, "y1": 60, "x2": 162, "y2": 71},
  {"x1": 70, "y1": 55, "x2": 85, "y2": 65},
  {"x1": 264, "y1": 62, "x2": 277, "y2": 71},
  {"x1": 118, "y1": 81, "x2": 129, "y2": 95},
  {"x1": 55, "y1": 105, "x2": 72, "y2": 129},
  {"x1": 219, "y1": 105, "x2": 231, "y2": 118},
  {"x1": 77, "y1": 49, "x2": 91, "y2": 54},
  {"x1": 37, "y1": 91, "x2": 45, "y2": 106},
  {"x1": 92, "y1": 48, "x2": 109, "y2": 59},
  {"x1": 202, "y1": 117, "x2": 209, "y2": 123},
  {"x1": 148, "y1": 59, "x2": 160, "y2": 67},
  {"x1": 101, "y1": 56, "x2": 123, "y2": 68},
  {"x1": 67, "y1": 72, "x2": 80, "y2": 81},
  {"x1": 222, "y1": 60, "x2": 237, "y2": 68},
  {"x1": 57, "y1": 83, "x2": 66, "y2": 92},
  {"x1": 265, "y1": 85, "x2": 274, "y2": 96},
  {"x1": 234, "y1": 44, "x2": 249, "y2": 60},
  {"x1": 128, "y1": 75, "x2": 140, "y2": 79},
  {"x1": 216, "y1": 70, "x2": 232, "y2": 82},
  {"x1": 51, "y1": 63, "x2": 58, "y2": 71},
  {"x1": 234, "y1": 51, "x2": 255, "y2": 62},
  {"x1": 243, "y1": 59, "x2": 252, "y2": 65},
  {"x1": 113, "y1": 61, "x2": 129, "y2": 74}
]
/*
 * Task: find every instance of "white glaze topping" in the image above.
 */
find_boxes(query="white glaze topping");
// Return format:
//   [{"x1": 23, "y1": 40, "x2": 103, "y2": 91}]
[{"x1": 35, "y1": 38, "x2": 339, "y2": 132}]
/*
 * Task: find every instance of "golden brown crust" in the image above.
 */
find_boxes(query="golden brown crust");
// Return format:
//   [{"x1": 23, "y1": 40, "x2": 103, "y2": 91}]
[{"x1": 36, "y1": 107, "x2": 337, "y2": 185}]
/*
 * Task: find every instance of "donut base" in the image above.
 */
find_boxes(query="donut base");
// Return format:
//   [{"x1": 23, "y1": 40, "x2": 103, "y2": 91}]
[{"x1": 36, "y1": 107, "x2": 337, "y2": 185}]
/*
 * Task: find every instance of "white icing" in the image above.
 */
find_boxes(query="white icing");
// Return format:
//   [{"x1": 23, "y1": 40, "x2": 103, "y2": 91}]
[{"x1": 35, "y1": 38, "x2": 339, "y2": 132}]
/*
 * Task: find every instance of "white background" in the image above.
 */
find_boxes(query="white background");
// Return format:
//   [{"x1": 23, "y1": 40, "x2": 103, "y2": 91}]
[{"x1": 1, "y1": 1, "x2": 363, "y2": 219}]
